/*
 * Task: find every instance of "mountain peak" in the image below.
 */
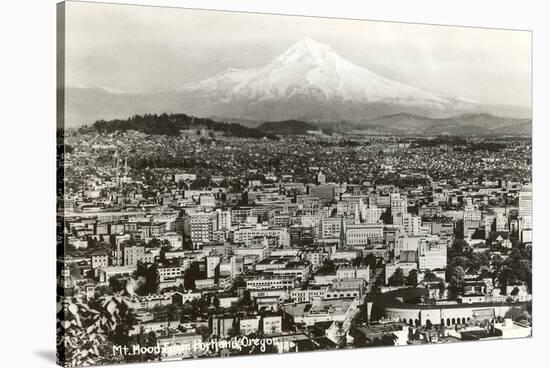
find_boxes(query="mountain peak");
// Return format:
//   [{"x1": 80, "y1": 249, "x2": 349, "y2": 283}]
[
  {"x1": 275, "y1": 37, "x2": 339, "y2": 66},
  {"x1": 176, "y1": 38, "x2": 469, "y2": 120},
  {"x1": 292, "y1": 37, "x2": 331, "y2": 51}
]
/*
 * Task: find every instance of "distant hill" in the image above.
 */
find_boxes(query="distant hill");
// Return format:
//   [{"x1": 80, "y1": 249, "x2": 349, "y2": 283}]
[
  {"x1": 492, "y1": 120, "x2": 532, "y2": 135},
  {"x1": 357, "y1": 113, "x2": 438, "y2": 135},
  {"x1": 257, "y1": 120, "x2": 332, "y2": 135},
  {"x1": 91, "y1": 113, "x2": 278, "y2": 140},
  {"x1": 355, "y1": 112, "x2": 531, "y2": 136}
]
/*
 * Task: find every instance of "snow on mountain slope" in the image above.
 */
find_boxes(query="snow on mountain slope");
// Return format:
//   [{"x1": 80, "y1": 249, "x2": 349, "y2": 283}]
[
  {"x1": 67, "y1": 38, "x2": 511, "y2": 126},
  {"x1": 178, "y1": 38, "x2": 451, "y2": 107}
]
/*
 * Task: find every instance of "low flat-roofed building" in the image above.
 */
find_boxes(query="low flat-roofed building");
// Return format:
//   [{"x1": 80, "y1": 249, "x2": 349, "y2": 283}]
[
  {"x1": 157, "y1": 264, "x2": 185, "y2": 282},
  {"x1": 172, "y1": 290, "x2": 202, "y2": 305},
  {"x1": 494, "y1": 319, "x2": 532, "y2": 339},
  {"x1": 157, "y1": 332, "x2": 203, "y2": 360},
  {"x1": 250, "y1": 288, "x2": 288, "y2": 302},
  {"x1": 271, "y1": 262, "x2": 311, "y2": 281},
  {"x1": 332, "y1": 278, "x2": 365, "y2": 291},
  {"x1": 239, "y1": 315, "x2": 260, "y2": 335},
  {"x1": 98, "y1": 265, "x2": 135, "y2": 283},
  {"x1": 255, "y1": 257, "x2": 291, "y2": 271},
  {"x1": 291, "y1": 286, "x2": 326, "y2": 303},
  {"x1": 311, "y1": 273, "x2": 338, "y2": 286},
  {"x1": 324, "y1": 286, "x2": 361, "y2": 300},
  {"x1": 133, "y1": 293, "x2": 174, "y2": 310},
  {"x1": 256, "y1": 295, "x2": 281, "y2": 312},
  {"x1": 331, "y1": 249, "x2": 362, "y2": 261},
  {"x1": 283, "y1": 298, "x2": 358, "y2": 326},
  {"x1": 262, "y1": 314, "x2": 283, "y2": 334},
  {"x1": 350, "y1": 321, "x2": 409, "y2": 346},
  {"x1": 232, "y1": 244, "x2": 270, "y2": 261},
  {"x1": 194, "y1": 278, "x2": 216, "y2": 290},
  {"x1": 129, "y1": 319, "x2": 181, "y2": 336},
  {"x1": 246, "y1": 276, "x2": 295, "y2": 290}
]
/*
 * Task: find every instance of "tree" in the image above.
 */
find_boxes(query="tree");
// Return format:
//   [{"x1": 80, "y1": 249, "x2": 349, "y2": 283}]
[
  {"x1": 183, "y1": 264, "x2": 201, "y2": 290},
  {"x1": 57, "y1": 290, "x2": 137, "y2": 366},
  {"x1": 146, "y1": 238, "x2": 161, "y2": 248},
  {"x1": 449, "y1": 265, "x2": 466, "y2": 297},
  {"x1": 467, "y1": 253, "x2": 490, "y2": 273},
  {"x1": 505, "y1": 307, "x2": 530, "y2": 323},
  {"x1": 496, "y1": 249, "x2": 532, "y2": 293},
  {"x1": 182, "y1": 235, "x2": 193, "y2": 251},
  {"x1": 109, "y1": 277, "x2": 125, "y2": 293},
  {"x1": 447, "y1": 256, "x2": 470, "y2": 274},
  {"x1": 406, "y1": 269, "x2": 418, "y2": 286},
  {"x1": 166, "y1": 304, "x2": 179, "y2": 321},
  {"x1": 388, "y1": 268, "x2": 405, "y2": 287},
  {"x1": 364, "y1": 253, "x2": 377, "y2": 271},
  {"x1": 143, "y1": 331, "x2": 158, "y2": 361},
  {"x1": 190, "y1": 177, "x2": 210, "y2": 190},
  {"x1": 452, "y1": 239, "x2": 469, "y2": 255},
  {"x1": 370, "y1": 334, "x2": 397, "y2": 346},
  {"x1": 226, "y1": 327, "x2": 239, "y2": 338},
  {"x1": 196, "y1": 325, "x2": 210, "y2": 340},
  {"x1": 136, "y1": 264, "x2": 160, "y2": 296},
  {"x1": 423, "y1": 271, "x2": 438, "y2": 282},
  {"x1": 372, "y1": 273, "x2": 384, "y2": 293},
  {"x1": 318, "y1": 259, "x2": 336, "y2": 274},
  {"x1": 437, "y1": 281, "x2": 446, "y2": 298},
  {"x1": 232, "y1": 275, "x2": 246, "y2": 289},
  {"x1": 212, "y1": 296, "x2": 220, "y2": 308},
  {"x1": 447, "y1": 239, "x2": 470, "y2": 263}
]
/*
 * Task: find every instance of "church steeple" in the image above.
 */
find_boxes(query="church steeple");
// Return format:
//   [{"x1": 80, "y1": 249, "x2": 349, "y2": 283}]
[{"x1": 338, "y1": 215, "x2": 346, "y2": 250}]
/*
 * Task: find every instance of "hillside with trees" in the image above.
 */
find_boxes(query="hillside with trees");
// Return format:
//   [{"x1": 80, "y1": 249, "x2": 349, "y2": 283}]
[{"x1": 92, "y1": 113, "x2": 278, "y2": 140}]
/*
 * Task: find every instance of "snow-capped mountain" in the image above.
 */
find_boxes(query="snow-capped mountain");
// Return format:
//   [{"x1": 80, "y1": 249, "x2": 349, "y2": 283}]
[
  {"x1": 171, "y1": 38, "x2": 485, "y2": 122},
  {"x1": 64, "y1": 38, "x2": 530, "y2": 127},
  {"x1": 178, "y1": 37, "x2": 450, "y2": 108}
]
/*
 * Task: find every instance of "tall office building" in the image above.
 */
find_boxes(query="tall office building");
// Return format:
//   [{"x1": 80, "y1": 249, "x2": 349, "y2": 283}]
[
  {"x1": 402, "y1": 214, "x2": 422, "y2": 236},
  {"x1": 123, "y1": 245, "x2": 145, "y2": 266},
  {"x1": 215, "y1": 209, "x2": 232, "y2": 231},
  {"x1": 184, "y1": 211, "x2": 216, "y2": 246},
  {"x1": 206, "y1": 255, "x2": 221, "y2": 279},
  {"x1": 519, "y1": 184, "x2": 533, "y2": 243},
  {"x1": 464, "y1": 203, "x2": 482, "y2": 222},
  {"x1": 417, "y1": 240, "x2": 447, "y2": 271},
  {"x1": 390, "y1": 193, "x2": 408, "y2": 222},
  {"x1": 519, "y1": 185, "x2": 532, "y2": 219}
]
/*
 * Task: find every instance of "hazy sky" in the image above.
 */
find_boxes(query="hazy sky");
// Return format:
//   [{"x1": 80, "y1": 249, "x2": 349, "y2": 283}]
[{"x1": 65, "y1": 1, "x2": 532, "y2": 107}]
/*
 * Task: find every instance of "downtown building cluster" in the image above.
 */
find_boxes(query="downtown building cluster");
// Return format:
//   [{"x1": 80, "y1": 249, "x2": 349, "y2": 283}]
[{"x1": 57, "y1": 130, "x2": 532, "y2": 364}]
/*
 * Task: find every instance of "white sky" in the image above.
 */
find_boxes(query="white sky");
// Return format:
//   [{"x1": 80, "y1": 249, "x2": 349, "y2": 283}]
[{"x1": 65, "y1": 1, "x2": 532, "y2": 107}]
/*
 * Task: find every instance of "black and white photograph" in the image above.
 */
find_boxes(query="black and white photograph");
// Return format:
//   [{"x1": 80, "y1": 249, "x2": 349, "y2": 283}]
[
  {"x1": 54, "y1": 1, "x2": 534, "y2": 367},
  {"x1": 6, "y1": 1, "x2": 550, "y2": 368}
]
